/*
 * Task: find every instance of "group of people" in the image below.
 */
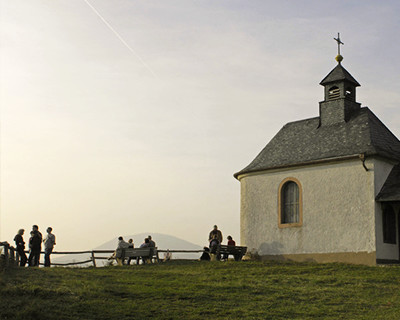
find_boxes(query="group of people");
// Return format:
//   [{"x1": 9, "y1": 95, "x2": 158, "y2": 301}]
[
  {"x1": 10, "y1": 225, "x2": 235, "y2": 266},
  {"x1": 14, "y1": 225, "x2": 56, "y2": 267},
  {"x1": 200, "y1": 225, "x2": 236, "y2": 261},
  {"x1": 112, "y1": 235, "x2": 156, "y2": 266}
]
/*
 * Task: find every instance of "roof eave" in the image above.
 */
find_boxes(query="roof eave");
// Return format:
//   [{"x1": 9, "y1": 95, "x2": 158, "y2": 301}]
[{"x1": 234, "y1": 153, "x2": 364, "y2": 180}]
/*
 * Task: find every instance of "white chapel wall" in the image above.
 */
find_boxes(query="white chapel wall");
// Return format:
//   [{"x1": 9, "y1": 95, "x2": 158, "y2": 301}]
[{"x1": 239, "y1": 159, "x2": 376, "y2": 258}]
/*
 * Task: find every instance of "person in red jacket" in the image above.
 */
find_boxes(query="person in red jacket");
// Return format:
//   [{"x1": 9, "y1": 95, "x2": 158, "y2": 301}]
[
  {"x1": 227, "y1": 235, "x2": 236, "y2": 246},
  {"x1": 222, "y1": 235, "x2": 236, "y2": 260}
]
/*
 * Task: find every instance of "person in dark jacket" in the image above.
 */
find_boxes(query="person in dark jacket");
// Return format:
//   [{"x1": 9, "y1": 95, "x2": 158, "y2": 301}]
[
  {"x1": 147, "y1": 235, "x2": 156, "y2": 263},
  {"x1": 138, "y1": 238, "x2": 150, "y2": 264},
  {"x1": 28, "y1": 225, "x2": 42, "y2": 267},
  {"x1": 208, "y1": 225, "x2": 223, "y2": 244},
  {"x1": 199, "y1": 247, "x2": 211, "y2": 261},
  {"x1": 209, "y1": 234, "x2": 220, "y2": 254},
  {"x1": 127, "y1": 239, "x2": 134, "y2": 265},
  {"x1": 14, "y1": 229, "x2": 27, "y2": 267}
]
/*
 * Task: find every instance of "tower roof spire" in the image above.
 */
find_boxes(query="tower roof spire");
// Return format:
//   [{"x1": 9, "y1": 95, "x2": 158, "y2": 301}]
[
  {"x1": 319, "y1": 64, "x2": 360, "y2": 86},
  {"x1": 320, "y1": 33, "x2": 359, "y2": 86},
  {"x1": 333, "y1": 32, "x2": 344, "y2": 63}
]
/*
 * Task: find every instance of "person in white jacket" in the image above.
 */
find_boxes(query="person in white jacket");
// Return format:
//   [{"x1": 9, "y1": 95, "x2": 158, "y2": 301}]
[
  {"x1": 115, "y1": 236, "x2": 129, "y2": 266},
  {"x1": 43, "y1": 227, "x2": 56, "y2": 267}
]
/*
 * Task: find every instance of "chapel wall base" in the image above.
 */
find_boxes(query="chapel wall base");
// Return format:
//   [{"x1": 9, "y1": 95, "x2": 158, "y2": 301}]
[{"x1": 259, "y1": 251, "x2": 377, "y2": 266}]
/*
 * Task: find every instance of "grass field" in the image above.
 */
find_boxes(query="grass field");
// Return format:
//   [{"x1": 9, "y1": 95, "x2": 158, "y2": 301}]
[{"x1": 1, "y1": 260, "x2": 400, "y2": 319}]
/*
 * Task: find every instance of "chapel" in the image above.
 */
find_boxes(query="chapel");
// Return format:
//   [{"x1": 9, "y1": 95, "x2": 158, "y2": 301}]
[{"x1": 234, "y1": 36, "x2": 400, "y2": 265}]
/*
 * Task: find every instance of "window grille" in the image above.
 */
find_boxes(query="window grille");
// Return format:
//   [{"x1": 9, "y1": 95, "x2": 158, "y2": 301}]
[
  {"x1": 281, "y1": 181, "x2": 299, "y2": 224},
  {"x1": 328, "y1": 86, "x2": 340, "y2": 100}
]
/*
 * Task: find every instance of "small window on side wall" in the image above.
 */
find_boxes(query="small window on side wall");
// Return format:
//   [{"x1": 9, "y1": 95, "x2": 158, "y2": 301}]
[
  {"x1": 382, "y1": 205, "x2": 396, "y2": 244},
  {"x1": 278, "y1": 178, "x2": 303, "y2": 228}
]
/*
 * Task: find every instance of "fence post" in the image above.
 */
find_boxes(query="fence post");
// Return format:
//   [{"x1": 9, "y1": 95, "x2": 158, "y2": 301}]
[
  {"x1": 91, "y1": 251, "x2": 96, "y2": 268},
  {"x1": 10, "y1": 247, "x2": 16, "y2": 266}
]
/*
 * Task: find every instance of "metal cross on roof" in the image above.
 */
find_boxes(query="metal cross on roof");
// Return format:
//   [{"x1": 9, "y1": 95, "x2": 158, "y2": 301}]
[{"x1": 333, "y1": 33, "x2": 344, "y2": 55}]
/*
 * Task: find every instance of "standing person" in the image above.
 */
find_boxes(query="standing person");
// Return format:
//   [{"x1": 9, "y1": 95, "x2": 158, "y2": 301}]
[
  {"x1": 43, "y1": 227, "x2": 56, "y2": 267},
  {"x1": 28, "y1": 225, "x2": 42, "y2": 267},
  {"x1": 14, "y1": 229, "x2": 27, "y2": 267},
  {"x1": 208, "y1": 225, "x2": 223, "y2": 244},
  {"x1": 28, "y1": 231, "x2": 34, "y2": 251}
]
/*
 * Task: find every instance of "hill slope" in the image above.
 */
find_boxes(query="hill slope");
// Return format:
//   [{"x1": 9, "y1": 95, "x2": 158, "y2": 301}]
[{"x1": 2, "y1": 261, "x2": 400, "y2": 319}]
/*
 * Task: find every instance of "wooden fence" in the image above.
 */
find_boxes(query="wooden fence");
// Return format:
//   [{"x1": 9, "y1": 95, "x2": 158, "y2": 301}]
[
  {"x1": 0, "y1": 242, "x2": 17, "y2": 268},
  {"x1": 0, "y1": 242, "x2": 204, "y2": 268}
]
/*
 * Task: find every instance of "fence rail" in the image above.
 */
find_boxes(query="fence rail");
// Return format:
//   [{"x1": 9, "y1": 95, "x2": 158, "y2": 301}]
[
  {"x1": 0, "y1": 242, "x2": 204, "y2": 268},
  {"x1": 158, "y1": 249, "x2": 204, "y2": 253},
  {"x1": 51, "y1": 260, "x2": 94, "y2": 266}
]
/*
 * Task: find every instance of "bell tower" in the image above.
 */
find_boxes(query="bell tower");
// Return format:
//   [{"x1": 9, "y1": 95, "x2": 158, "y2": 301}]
[{"x1": 319, "y1": 33, "x2": 361, "y2": 126}]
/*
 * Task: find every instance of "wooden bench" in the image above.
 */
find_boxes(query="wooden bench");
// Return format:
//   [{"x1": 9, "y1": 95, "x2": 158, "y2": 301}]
[
  {"x1": 214, "y1": 245, "x2": 247, "y2": 261},
  {"x1": 115, "y1": 247, "x2": 159, "y2": 264}
]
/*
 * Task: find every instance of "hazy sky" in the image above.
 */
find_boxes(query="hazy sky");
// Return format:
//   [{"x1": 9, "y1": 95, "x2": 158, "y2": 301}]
[{"x1": 1, "y1": 0, "x2": 399, "y2": 251}]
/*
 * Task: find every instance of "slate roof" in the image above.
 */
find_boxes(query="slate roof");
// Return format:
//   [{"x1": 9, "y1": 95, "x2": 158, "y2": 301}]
[
  {"x1": 234, "y1": 107, "x2": 400, "y2": 178},
  {"x1": 376, "y1": 164, "x2": 400, "y2": 202},
  {"x1": 320, "y1": 64, "x2": 360, "y2": 87}
]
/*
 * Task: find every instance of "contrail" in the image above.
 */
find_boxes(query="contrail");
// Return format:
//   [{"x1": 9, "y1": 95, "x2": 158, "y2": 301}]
[{"x1": 83, "y1": 0, "x2": 159, "y2": 79}]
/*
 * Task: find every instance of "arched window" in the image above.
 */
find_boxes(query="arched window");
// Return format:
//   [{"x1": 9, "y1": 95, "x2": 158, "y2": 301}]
[
  {"x1": 328, "y1": 86, "x2": 340, "y2": 100},
  {"x1": 278, "y1": 178, "x2": 303, "y2": 228},
  {"x1": 382, "y1": 205, "x2": 396, "y2": 244}
]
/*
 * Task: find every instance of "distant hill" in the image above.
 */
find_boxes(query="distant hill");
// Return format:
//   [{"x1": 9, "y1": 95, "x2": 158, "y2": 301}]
[
  {"x1": 97, "y1": 233, "x2": 202, "y2": 250},
  {"x1": 53, "y1": 233, "x2": 204, "y2": 267}
]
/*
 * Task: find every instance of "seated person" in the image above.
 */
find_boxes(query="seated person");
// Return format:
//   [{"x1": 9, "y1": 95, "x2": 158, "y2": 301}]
[
  {"x1": 209, "y1": 235, "x2": 219, "y2": 254},
  {"x1": 148, "y1": 235, "x2": 156, "y2": 248},
  {"x1": 223, "y1": 235, "x2": 236, "y2": 260},
  {"x1": 163, "y1": 250, "x2": 172, "y2": 262},
  {"x1": 147, "y1": 235, "x2": 156, "y2": 263},
  {"x1": 111, "y1": 236, "x2": 130, "y2": 266},
  {"x1": 199, "y1": 247, "x2": 210, "y2": 261},
  {"x1": 227, "y1": 235, "x2": 236, "y2": 246},
  {"x1": 127, "y1": 239, "x2": 134, "y2": 265},
  {"x1": 137, "y1": 238, "x2": 150, "y2": 264}
]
